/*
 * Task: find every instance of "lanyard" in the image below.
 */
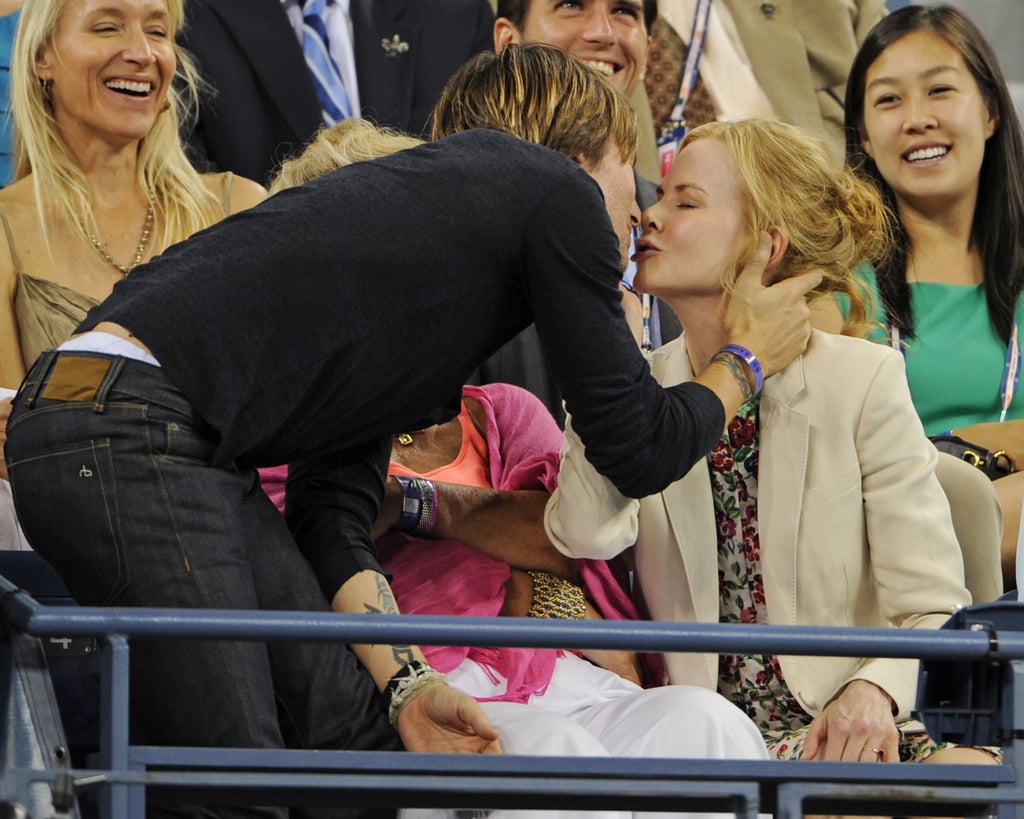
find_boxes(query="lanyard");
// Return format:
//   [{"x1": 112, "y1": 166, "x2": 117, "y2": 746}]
[
  {"x1": 641, "y1": 294, "x2": 653, "y2": 351},
  {"x1": 627, "y1": 225, "x2": 654, "y2": 351},
  {"x1": 889, "y1": 319, "x2": 1021, "y2": 422},
  {"x1": 657, "y1": 0, "x2": 713, "y2": 178}
]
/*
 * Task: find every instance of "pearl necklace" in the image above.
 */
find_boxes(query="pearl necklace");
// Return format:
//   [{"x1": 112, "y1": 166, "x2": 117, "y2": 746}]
[{"x1": 88, "y1": 202, "x2": 154, "y2": 276}]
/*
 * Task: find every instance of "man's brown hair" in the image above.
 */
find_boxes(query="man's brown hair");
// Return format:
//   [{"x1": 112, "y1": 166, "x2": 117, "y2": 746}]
[{"x1": 431, "y1": 43, "x2": 637, "y2": 168}]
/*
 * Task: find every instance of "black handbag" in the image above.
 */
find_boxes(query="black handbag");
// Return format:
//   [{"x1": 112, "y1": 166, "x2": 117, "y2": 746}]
[{"x1": 929, "y1": 434, "x2": 1015, "y2": 480}]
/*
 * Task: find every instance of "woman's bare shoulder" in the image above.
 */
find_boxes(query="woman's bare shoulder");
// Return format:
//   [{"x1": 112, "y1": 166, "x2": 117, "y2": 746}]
[
  {"x1": 0, "y1": 177, "x2": 38, "y2": 212},
  {"x1": 0, "y1": 179, "x2": 39, "y2": 257},
  {"x1": 0, "y1": 179, "x2": 48, "y2": 267},
  {"x1": 200, "y1": 171, "x2": 268, "y2": 215}
]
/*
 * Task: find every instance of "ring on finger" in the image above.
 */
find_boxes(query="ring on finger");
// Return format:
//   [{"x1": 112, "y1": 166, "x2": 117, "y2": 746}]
[{"x1": 864, "y1": 746, "x2": 885, "y2": 761}]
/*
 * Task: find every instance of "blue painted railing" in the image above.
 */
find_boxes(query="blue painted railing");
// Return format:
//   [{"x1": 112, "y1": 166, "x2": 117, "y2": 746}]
[{"x1": 3, "y1": 570, "x2": 1024, "y2": 819}]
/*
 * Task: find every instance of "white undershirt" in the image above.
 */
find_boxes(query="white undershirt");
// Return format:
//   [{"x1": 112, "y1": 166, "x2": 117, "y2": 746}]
[{"x1": 58, "y1": 331, "x2": 161, "y2": 367}]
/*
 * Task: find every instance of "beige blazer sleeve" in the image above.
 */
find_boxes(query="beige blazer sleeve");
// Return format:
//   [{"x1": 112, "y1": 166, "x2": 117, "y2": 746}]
[
  {"x1": 545, "y1": 417, "x2": 639, "y2": 561},
  {"x1": 544, "y1": 337, "x2": 694, "y2": 560}
]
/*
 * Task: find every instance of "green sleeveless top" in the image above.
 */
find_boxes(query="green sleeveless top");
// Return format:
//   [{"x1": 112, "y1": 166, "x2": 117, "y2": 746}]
[{"x1": 857, "y1": 266, "x2": 1024, "y2": 435}]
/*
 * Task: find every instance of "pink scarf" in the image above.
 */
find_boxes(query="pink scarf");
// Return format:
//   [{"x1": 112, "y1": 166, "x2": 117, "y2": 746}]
[{"x1": 259, "y1": 383, "x2": 661, "y2": 703}]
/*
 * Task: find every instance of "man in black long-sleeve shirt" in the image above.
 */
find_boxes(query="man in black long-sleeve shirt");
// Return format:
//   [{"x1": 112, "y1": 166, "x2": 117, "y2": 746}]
[{"x1": 5, "y1": 46, "x2": 816, "y2": 817}]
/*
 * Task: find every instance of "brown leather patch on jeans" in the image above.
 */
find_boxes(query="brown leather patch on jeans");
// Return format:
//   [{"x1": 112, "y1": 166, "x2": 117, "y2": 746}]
[{"x1": 39, "y1": 356, "x2": 111, "y2": 402}]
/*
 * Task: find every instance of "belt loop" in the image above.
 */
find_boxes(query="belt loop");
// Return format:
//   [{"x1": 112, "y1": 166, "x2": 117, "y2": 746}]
[
  {"x1": 21, "y1": 349, "x2": 60, "y2": 409},
  {"x1": 92, "y1": 356, "x2": 126, "y2": 413}
]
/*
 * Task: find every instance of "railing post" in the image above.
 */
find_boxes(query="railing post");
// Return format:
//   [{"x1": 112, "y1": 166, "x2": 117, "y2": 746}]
[
  {"x1": 999, "y1": 658, "x2": 1024, "y2": 819},
  {"x1": 96, "y1": 634, "x2": 133, "y2": 819}
]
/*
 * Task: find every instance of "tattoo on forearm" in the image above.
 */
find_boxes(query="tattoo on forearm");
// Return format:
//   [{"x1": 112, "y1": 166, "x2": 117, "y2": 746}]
[
  {"x1": 710, "y1": 351, "x2": 753, "y2": 402},
  {"x1": 363, "y1": 574, "x2": 399, "y2": 615},
  {"x1": 365, "y1": 573, "x2": 415, "y2": 667}
]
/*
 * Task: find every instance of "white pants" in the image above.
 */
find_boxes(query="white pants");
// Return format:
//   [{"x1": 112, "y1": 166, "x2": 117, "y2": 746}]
[{"x1": 404, "y1": 652, "x2": 767, "y2": 819}]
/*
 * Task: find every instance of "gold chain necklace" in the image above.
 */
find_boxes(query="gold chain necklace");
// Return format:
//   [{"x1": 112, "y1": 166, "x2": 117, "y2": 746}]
[{"x1": 88, "y1": 202, "x2": 154, "y2": 276}]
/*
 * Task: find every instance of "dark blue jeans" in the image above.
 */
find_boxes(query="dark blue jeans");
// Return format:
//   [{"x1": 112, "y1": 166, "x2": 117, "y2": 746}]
[{"x1": 6, "y1": 351, "x2": 400, "y2": 819}]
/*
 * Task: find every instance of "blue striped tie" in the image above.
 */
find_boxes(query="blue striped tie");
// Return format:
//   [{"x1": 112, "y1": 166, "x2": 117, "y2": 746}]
[{"x1": 302, "y1": 0, "x2": 352, "y2": 125}]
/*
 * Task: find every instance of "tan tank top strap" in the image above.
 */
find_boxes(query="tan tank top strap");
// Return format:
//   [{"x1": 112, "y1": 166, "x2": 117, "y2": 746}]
[
  {"x1": 222, "y1": 171, "x2": 234, "y2": 217},
  {"x1": 0, "y1": 208, "x2": 24, "y2": 275}
]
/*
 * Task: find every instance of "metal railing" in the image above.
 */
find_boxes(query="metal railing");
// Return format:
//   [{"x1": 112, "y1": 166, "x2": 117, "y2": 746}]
[{"x1": 3, "y1": 571, "x2": 1024, "y2": 818}]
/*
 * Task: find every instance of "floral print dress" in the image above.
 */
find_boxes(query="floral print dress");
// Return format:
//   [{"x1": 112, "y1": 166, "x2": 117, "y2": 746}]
[{"x1": 709, "y1": 398, "x2": 940, "y2": 762}]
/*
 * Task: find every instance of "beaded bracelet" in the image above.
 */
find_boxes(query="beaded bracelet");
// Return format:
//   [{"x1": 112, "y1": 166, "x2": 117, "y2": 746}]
[
  {"x1": 392, "y1": 476, "x2": 438, "y2": 535},
  {"x1": 526, "y1": 571, "x2": 587, "y2": 619},
  {"x1": 384, "y1": 659, "x2": 448, "y2": 727}
]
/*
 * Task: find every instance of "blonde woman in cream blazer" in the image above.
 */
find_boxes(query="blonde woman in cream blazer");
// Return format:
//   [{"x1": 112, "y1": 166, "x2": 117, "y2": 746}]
[
  {"x1": 546, "y1": 119, "x2": 986, "y2": 767},
  {"x1": 548, "y1": 328, "x2": 967, "y2": 713}
]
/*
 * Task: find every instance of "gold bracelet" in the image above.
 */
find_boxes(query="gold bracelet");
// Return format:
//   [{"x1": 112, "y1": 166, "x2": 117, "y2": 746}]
[{"x1": 526, "y1": 570, "x2": 586, "y2": 619}]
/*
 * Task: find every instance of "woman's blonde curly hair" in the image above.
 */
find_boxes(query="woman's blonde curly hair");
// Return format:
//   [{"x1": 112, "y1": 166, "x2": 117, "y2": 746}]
[{"x1": 269, "y1": 120, "x2": 423, "y2": 194}]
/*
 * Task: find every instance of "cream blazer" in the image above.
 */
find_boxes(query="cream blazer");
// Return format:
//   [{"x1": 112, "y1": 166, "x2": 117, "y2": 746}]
[{"x1": 546, "y1": 331, "x2": 971, "y2": 719}]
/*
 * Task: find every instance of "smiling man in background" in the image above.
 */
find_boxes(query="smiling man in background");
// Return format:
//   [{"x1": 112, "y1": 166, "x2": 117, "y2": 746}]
[{"x1": 494, "y1": 0, "x2": 653, "y2": 97}]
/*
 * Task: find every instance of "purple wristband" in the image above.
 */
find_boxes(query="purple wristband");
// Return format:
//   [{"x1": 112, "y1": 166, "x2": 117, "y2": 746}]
[
  {"x1": 718, "y1": 343, "x2": 764, "y2": 396},
  {"x1": 392, "y1": 476, "x2": 437, "y2": 535}
]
